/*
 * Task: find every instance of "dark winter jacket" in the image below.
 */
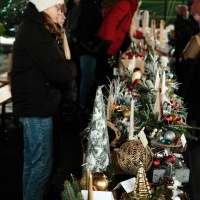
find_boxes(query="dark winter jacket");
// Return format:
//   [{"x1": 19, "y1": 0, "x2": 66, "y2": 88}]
[
  {"x1": 174, "y1": 15, "x2": 200, "y2": 59},
  {"x1": 66, "y1": 0, "x2": 103, "y2": 55},
  {"x1": 11, "y1": 3, "x2": 76, "y2": 117},
  {"x1": 173, "y1": 15, "x2": 200, "y2": 123}
]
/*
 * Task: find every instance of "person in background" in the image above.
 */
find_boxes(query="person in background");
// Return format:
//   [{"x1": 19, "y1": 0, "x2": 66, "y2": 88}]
[
  {"x1": 96, "y1": 0, "x2": 142, "y2": 87},
  {"x1": 57, "y1": 3, "x2": 78, "y2": 108},
  {"x1": 10, "y1": 0, "x2": 76, "y2": 199},
  {"x1": 172, "y1": 5, "x2": 189, "y2": 81},
  {"x1": 66, "y1": 0, "x2": 103, "y2": 123},
  {"x1": 65, "y1": 0, "x2": 81, "y2": 63},
  {"x1": 57, "y1": 3, "x2": 71, "y2": 60},
  {"x1": 188, "y1": 0, "x2": 195, "y2": 11},
  {"x1": 174, "y1": 0, "x2": 200, "y2": 133},
  {"x1": 46, "y1": 5, "x2": 82, "y2": 197}
]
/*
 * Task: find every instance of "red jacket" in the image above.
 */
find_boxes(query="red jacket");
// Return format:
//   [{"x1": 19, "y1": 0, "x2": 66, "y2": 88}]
[{"x1": 98, "y1": 0, "x2": 139, "y2": 55}]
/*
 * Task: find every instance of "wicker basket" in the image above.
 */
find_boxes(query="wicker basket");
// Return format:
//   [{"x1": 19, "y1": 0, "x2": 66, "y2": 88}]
[{"x1": 106, "y1": 120, "x2": 121, "y2": 147}]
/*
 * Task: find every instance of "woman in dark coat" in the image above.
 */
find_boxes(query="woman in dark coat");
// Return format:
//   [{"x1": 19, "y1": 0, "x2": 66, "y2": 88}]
[
  {"x1": 11, "y1": 1, "x2": 76, "y2": 199},
  {"x1": 174, "y1": 0, "x2": 200, "y2": 128}
]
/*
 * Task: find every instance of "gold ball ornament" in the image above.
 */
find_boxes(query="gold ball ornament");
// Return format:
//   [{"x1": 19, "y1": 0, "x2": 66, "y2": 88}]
[
  {"x1": 166, "y1": 78, "x2": 172, "y2": 83},
  {"x1": 92, "y1": 172, "x2": 109, "y2": 191},
  {"x1": 80, "y1": 175, "x2": 87, "y2": 189},
  {"x1": 123, "y1": 108, "x2": 131, "y2": 117}
]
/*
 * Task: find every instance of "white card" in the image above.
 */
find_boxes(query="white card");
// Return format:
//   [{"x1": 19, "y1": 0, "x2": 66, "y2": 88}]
[
  {"x1": 161, "y1": 71, "x2": 166, "y2": 95},
  {"x1": 138, "y1": 127, "x2": 148, "y2": 147},
  {"x1": 180, "y1": 134, "x2": 187, "y2": 148},
  {"x1": 162, "y1": 94, "x2": 171, "y2": 105},
  {"x1": 81, "y1": 190, "x2": 114, "y2": 200},
  {"x1": 154, "y1": 70, "x2": 160, "y2": 90},
  {"x1": 128, "y1": 56, "x2": 136, "y2": 72},
  {"x1": 113, "y1": 177, "x2": 136, "y2": 193}
]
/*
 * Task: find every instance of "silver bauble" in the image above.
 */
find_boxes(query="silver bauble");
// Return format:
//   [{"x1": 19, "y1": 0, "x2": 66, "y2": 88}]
[{"x1": 163, "y1": 131, "x2": 175, "y2": 142}]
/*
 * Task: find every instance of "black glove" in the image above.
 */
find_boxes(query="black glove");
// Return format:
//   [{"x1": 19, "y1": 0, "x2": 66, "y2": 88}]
[{"x1": 98, "y1": 40, "x2": 112, "y2": 54}]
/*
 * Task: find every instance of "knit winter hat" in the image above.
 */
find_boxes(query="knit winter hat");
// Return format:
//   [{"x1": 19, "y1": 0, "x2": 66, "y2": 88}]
[
  {"x1": 175, "y1": 5, "x2": 188, "y2": 17},
  {"x1": 29, "y1": 0, "x2": 64, "y2": 12},
  {"x1": 191, "y1": 0, "x2": 200, "y2": 14}
]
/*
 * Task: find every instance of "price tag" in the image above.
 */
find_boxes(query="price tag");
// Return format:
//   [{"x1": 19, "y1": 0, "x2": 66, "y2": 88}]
[{"x1": 180, "y1": 134, "x2": 187, "y2": 148}]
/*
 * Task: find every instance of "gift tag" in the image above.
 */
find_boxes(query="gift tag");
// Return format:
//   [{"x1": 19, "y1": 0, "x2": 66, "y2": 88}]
[{"x1": 138, "y1": 127, "x2": 148, "y2": 147}]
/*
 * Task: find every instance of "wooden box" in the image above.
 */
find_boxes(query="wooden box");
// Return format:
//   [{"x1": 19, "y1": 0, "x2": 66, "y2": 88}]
[{"x1": 183, "y1": 34, "x2": 200, "y2": 60}]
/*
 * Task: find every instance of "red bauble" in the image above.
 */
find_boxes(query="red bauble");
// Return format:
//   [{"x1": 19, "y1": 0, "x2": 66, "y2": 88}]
[
  {"x1": 133, "y1": 30, "x2": 144, "y2": 39},
  {"x1": 137, "y1": 51, "x2": 146, "y2": 58},
  {"x1": 164, "y1": 115, "x2": 173, "y2": 123},
  {"x1": 133, "y1": 79, "x2": 140, "y2": 85},
  {"x1": 152, "y1": 158, "x2": 161, "y2": 167},
  {"x1": 127, "y1": 83, "x2": 133, "y2": 90},
  {"x1": 173, "y1": 103, "x2": 180, "y2": 110},
  {"x1": 126, "y1": 52, "x2": 135, "y2": 59},
  {"x1": 165, "y1": 155, "x2": 176, "y2": 163},
  {"x1": 174, "y1": 136, "x2": 181, "y2": 144},
  {"x1": 133, "y1": 67, "x2": 142, "y2": 73},
  {"x1": 175, "y1": 117, "x2": 183, "y2": 125}
]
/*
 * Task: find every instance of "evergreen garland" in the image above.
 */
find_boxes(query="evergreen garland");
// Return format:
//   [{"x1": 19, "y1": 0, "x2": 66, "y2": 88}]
[
  {"x1": 0, "y1": 23, "x2": 5, "y2": 36},
  {"x1": 61, "y1": 175, "x2": 84, "y2": 200}
]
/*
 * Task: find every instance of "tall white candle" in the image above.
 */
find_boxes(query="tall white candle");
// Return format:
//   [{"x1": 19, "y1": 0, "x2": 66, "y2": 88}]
[
  {"x1": 106, "y1": 96, "x2": 111, "y2": 121},
  {"x1": 151, "y1": 19, "x2": 156, "y2": 40},
  {"x1": 142, "y1": 10, "x2": 149, "y2": 34},
  {"x1": 142, "y1": 18, "x2": 145, "y2": 34},
  {"x1": 144, "y1": 10, "x2": 149, "y2": 28},
  {"x1": 161, "y1": 71, "x2": 166, "y2": 95},
  {"x1": 132, "y1": 67, "x2": 142, "y2": 83},
  {"x1": 129, "y1": 98, "x2": 134, "y2": 139},
  {"x1": 107, "y1": 84, "x2": 112, "y2": 120},
  {"x1": 128, "y1": 55, "x2": 136, "y2": 73},
  {"x1": 159, "y1": 20, "x2": 165, "y2": 44}
]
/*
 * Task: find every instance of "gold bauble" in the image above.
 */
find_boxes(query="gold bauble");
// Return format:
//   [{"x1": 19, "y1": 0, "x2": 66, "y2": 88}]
[
  {"x1": 80, "y1": 175, "x2": 87, "y2": 189},
  {"x1": 92, "y1": 172, "x2": 109, "y2": 191},
  {"x1": 166, "y1": 78, "x2": 171, "y2": 83},
  {"x1": 123, "y1": 108, "x2": 130, "y2": 117}
]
